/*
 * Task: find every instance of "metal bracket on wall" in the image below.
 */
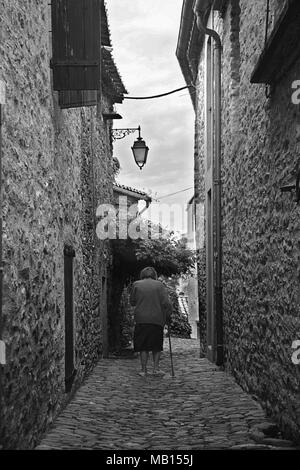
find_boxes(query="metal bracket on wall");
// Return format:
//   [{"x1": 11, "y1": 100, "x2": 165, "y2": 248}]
[{"x1": 280, "y1": 168, "x2": 300, "y2": 203}]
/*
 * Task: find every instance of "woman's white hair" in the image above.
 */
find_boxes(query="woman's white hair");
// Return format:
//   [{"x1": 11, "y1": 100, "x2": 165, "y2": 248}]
[{"x1": 140, "y1": 267, "x2": 158, "y2": 280}]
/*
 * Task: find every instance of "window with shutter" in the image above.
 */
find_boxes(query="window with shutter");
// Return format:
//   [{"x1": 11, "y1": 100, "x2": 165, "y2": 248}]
[{"x1": 51, "y1": 0, "x2": 101, "y2": 91}]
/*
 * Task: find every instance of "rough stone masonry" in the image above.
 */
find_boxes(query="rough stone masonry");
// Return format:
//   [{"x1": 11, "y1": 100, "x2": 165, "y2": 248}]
[
  {"x1": 193, "y1": 0, "x2": 300, "y2": 441},
  {"x1": 0, "y1": 1, "x2": 124, "y2": 449}
]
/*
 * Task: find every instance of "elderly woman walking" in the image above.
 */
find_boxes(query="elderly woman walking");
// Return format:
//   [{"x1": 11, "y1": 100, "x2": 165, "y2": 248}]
[{"x1": 130, "y1": 267, "x2": 172, "y2": 377}]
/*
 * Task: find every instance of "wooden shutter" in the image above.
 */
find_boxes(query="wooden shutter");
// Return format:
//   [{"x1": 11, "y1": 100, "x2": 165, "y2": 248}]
[
  {"x1": 59, "y1": 90, "x2": 98, "y2": 108},
  {"x1": 51, "y1": 0, "x2": 101, "y2": 91}
]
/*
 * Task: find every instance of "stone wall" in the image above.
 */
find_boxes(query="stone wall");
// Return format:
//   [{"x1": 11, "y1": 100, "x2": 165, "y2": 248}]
[
  {"x1": 0, "y1": 1, "x2": 115, "y2": 449},
  {"x1": 195, "y1": 0, "x2": 300, "y2": 441}
]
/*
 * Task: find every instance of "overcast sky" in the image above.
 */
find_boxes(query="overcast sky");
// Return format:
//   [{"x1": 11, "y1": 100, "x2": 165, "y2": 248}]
[{"x1": 106, "y1": 0, "x2": 195, "y2": 234}]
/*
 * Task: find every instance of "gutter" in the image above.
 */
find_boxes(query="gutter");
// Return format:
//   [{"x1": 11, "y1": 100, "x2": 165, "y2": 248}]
[
  {"x1": 176, "y1": 0, "x2": 197, "y2": 105},
  {"x1": 194, "y1": 0, "x2": 224, "y2": 366},
  {"x1": 176, "y1": 1, "x2": 213, "y2": 108}
]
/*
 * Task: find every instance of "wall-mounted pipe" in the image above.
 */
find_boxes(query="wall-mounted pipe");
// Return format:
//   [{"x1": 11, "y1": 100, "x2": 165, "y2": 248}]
[
  {"x1": 0, "y1": 81, "x2": 5, "y2": 378},
  {"x1": 138, "y1": 199, "x2": 151, "y2": 217},
  {"x1": 0, "y1": 91, "x2": 3, "y2": 345},
  {"x1": 194, "y1": 0, "x2": 223, "y2": 366}
]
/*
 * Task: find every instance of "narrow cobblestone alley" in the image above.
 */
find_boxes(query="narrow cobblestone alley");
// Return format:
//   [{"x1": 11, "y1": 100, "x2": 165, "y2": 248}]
[{"x1": 35, "y1": 339, "x2": 296, "y2": 451}]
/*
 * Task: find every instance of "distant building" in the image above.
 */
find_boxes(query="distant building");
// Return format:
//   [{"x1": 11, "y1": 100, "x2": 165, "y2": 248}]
[
  {"x1": 177, "y1": 0, "x2": 300, "y2": 441},
  {"x1": 113, "y1": 183, "x2": 152, "y2": 215},
  {"x1": 178, "y1": 197, "x2": 200, "y2": 339},
  {"x1": 110, "y1": 184, "x2": 152, "y2": 352},
  {"x1": 0, "y1": 1, "x2": 126, "y2": 449}
]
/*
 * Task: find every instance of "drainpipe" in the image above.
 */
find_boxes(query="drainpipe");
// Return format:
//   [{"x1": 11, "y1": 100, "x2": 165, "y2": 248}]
[
  {"x1": 137, "y1": 198, "x2": 151, "y2": 217},
  {"x1": 0, "y1": 83, "x2": 4, "y2": 358},
  {"x1": 0, "y1": 83, "x2": 5, "y2": 437},
  {"x1": 194, "y1": 0, "x2": 223, "y2": 366}
]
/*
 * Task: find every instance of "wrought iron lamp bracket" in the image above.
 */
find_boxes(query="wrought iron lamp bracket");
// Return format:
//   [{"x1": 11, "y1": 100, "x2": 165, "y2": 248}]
[{"x1": 111, "y1": 127, "x2": 140, "y2": 141}]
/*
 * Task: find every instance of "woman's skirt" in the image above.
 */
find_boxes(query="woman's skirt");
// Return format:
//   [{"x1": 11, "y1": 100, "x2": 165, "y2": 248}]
[{"x1": 133, "y1": 323, "x2": 164, "y2": 352}]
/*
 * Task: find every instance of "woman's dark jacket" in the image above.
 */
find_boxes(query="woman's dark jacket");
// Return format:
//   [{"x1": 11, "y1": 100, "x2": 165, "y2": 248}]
[{"x1": 130, "y1": 279, "x2": 172, "y2": 327}]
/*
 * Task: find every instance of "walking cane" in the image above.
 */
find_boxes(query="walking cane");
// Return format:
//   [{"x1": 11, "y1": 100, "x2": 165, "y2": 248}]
[{"x1": 167, "y1": 322, "x2": 175, "y2": 378}]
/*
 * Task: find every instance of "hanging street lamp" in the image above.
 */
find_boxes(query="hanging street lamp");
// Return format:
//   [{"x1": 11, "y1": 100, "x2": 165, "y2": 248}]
[
  {"x1": 111, "y1": 125, "x2": 149, "y2": 170},
  {"x1": 131, "y1": 126, "x2": 149, "y2": 170}
]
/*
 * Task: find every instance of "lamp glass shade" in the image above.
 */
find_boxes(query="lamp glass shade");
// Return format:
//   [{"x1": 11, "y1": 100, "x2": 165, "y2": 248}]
[{"x1": 131, "y1": 137, "x2": 149, "y2": 169}]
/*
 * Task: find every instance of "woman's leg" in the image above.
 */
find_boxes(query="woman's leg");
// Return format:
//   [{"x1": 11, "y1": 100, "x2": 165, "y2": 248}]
[
  {"x1": 140, "y1": 351, "x2": 149, "y2": 373},
  {"x1": 152, "y1": 351, "x2": 161, "y2": 372}
]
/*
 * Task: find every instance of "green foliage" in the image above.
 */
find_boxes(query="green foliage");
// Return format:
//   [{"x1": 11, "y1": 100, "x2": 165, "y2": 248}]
[
  {"x1": 111, "y1": 221, "x2": 195, "y2": 278},
  {"x1": 119, "y1": 290, "x2": 135, "y2": 349},
  {"x1": 135, "y1": 235, "x2": 194, "y2": 276},
  {"x1": 112, "y1": 157, "x2": 121, "y2": 177},
  {"x1": 162, "y1": 280, "x2": 192, "y2": 339}
]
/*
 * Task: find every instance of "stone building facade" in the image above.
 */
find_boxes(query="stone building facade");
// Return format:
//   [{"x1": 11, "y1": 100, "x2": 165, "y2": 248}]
[
  {"x1": 178, "y1": 197, "x2": 200, "y2": 340},
  {"x1": 109, "y1": 183, "x2": 152, "y2": 352},
  {"x1": 177, "y1": 0, "x2": 300, "y2": 441},
  {"x1": 113, "y1": 183, "x2": 152, "y2": 217},
  {"x1": 0, "y1": 1, "x2": 126, "y2": 449}
]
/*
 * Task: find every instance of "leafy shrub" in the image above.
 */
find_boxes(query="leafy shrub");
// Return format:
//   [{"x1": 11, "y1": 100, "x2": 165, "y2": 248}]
[
  {"x1": 163, "y1": 281, "x2": 191, "y2": 338},
  {"x1": 119, "y1": 290, "x2": 134, "y2": 349}
]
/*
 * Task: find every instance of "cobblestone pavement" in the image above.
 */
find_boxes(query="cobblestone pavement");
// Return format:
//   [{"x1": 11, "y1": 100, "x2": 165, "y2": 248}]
[{"x1": 36, "y1": 338, "x2": 298, "y2": 450}]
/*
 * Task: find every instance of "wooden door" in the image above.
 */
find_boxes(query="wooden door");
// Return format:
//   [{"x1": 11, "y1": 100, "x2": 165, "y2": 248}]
[{"x1": 64, "y1": 245, "x2": 76, "y2": 392}]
